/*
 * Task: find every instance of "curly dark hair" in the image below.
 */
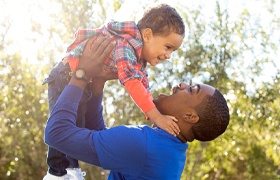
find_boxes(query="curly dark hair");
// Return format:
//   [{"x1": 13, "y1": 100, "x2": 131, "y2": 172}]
[
  {"x1": 137, "y1": 4, "x2": 185, "y2": 36},
  {"x1": 192, "y1": 89, "x2": 230, "y2": 141}
]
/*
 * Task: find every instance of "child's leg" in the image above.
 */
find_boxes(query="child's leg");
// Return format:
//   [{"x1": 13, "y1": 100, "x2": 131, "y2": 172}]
[
  {"x1": 43, "y1": 61, "x2": 73, "y2": 176},
  {"x1": 43, "y1": 60, "x2": 102, "y2": 174},
  {"x1": 46, "y1": 147, "x2": 69, "y2": 176}
]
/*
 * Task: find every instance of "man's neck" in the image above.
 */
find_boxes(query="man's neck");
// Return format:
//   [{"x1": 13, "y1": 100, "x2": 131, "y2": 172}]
[{"x1": 177, "y1": 132, "x2": 188, "y2": 143}]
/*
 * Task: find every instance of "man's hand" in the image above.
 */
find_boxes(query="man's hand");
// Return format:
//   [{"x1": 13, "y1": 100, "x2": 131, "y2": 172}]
[
  {"x1": 79, "y1": 36, "x2": 117, "y2": 80},
  {"x1": 69, "y1": 36, "x2": 118, "y2": 91}
]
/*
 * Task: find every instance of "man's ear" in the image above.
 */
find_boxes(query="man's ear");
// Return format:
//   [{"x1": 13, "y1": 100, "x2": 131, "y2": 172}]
[
  {"x1": 182, "y1": 109, "x2": 199, "y2": 124},
  {"x1": 142, "y1": 28, "x2": 153, "y2": 42}
]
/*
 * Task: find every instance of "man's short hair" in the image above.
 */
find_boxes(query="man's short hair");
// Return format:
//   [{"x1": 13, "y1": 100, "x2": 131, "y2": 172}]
[{"x1": 192, "y1": 89, "x2": 230, "y2": 141}]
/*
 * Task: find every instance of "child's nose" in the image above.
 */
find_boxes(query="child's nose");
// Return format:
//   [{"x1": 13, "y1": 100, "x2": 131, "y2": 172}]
[{"x1": 165, "y1": 53, "x2": 171, "y2": 59}]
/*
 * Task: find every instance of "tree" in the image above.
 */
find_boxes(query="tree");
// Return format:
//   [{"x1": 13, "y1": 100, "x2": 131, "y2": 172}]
[
  {"x1": 0, "y1": 0, "x2": 279, "y2": 179},
  {"x1": 176, "y1": 1, "x2": 280, "y2": 179},
  {"x1": 0, "y1": 54, "x2": 49, "y2": 179}
]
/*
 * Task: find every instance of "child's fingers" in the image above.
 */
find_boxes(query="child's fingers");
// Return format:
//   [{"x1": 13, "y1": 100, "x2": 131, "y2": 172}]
[
  {"x1": 167, "y1": 115, "x2": 178, "y2": 122},
  {"x1": 166, "y1": 127, "x2": 176, "y2": 136},
  {"x1": 169, "y1": 122, "x2": 180, "y2": 136},
  {"x1": 171, "y1": 123, "x2": 180, "y2": 135},
  {"x1": 166, "y1": 115, "x2": 180, "y2": 134},
  {"x1": 165, "y1": 125, "x2": 179, "y2": 137}
]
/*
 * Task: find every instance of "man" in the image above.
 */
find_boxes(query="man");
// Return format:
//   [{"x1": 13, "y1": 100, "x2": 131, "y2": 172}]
[{"x1": 44, "y1": 37, "x2": 230, "y2": 180}]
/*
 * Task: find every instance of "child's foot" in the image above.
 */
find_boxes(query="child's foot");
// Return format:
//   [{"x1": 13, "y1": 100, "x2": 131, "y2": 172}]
[
  {"x1": 66, "y1": 168, "x2": 86, "y2": 180},
  {"x1": 43, "y1": 172, "x2": 74, "y2": 180}
]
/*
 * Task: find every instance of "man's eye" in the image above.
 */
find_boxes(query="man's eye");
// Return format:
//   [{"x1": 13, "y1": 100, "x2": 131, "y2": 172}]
[
  {"x1": 193, "y1": 85, "x2": 199, "y2": 90},
  {"x1": 189, "y1": 85, "x2": 199, "y2": 93}
]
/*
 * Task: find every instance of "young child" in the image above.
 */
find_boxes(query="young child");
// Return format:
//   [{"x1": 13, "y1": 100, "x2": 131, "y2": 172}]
[
  {"x1": 67, "y1": 3, "x2": 185, "y2": 135},
  {"x1": 43, "y1": 3, "x2": 185, "y2": 179}
]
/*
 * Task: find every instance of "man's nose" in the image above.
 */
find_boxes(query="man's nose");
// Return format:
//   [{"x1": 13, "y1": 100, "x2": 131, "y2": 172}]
[{"x1": 179, "y1": 82, "x2": 188, "y2": 89}]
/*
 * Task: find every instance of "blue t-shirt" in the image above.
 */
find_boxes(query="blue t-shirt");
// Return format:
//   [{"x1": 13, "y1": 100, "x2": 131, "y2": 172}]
[
  {"x1": 94, "y1": 125, "x2": 188, "y2": 180},
  {"x1": 45, "y1": 85, "x2": 188, "y2": 180}
]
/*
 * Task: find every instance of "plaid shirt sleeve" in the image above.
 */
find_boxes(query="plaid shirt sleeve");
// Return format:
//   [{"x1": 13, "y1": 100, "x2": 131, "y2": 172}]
[{"x1": 114, "y1": 42, "x2": 147, "y2": 88}]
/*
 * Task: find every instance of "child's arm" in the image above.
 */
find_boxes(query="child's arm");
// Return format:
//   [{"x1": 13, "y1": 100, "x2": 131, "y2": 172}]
[
  {"x1": 145, "y1": 108, "x2": 179, "y2": 136},
  {"x1": 124, "y1": 79, "x2": 180, "y2": 136}
]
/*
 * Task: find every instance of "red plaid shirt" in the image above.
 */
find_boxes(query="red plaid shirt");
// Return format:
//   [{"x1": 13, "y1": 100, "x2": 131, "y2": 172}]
[
  {"x1": 65, "y1": 21, "x2": 155, "y2": 113},
  {"x1": 65, "y1": 21, "x2": 149, "y2": 89}
]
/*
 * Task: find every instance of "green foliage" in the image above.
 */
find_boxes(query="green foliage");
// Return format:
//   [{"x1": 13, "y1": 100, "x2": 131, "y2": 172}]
[
  {"x1": 0, "y1": 53, "x2": 48, "y2": 179},
  {"x1": 169, "y1": 1, "x2": 280, "y2": 179},
  {"x1": 103, "y1": 80, "x2": 147, "y2": 126}
]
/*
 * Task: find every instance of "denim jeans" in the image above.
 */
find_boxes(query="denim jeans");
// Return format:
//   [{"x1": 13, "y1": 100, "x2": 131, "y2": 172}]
[{"x1": 43, "y1": 61, "x2": 92, "y2": 176}]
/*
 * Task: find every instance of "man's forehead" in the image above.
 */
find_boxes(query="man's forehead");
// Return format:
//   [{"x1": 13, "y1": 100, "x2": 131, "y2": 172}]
[{"x1": 199, "y1": 84, "x2": 215, "y2": 95}]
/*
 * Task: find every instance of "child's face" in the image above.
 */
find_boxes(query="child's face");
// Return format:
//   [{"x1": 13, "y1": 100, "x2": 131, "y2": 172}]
[{"x1": 141, "y1": 30, "x2": 184, "y2": 66}]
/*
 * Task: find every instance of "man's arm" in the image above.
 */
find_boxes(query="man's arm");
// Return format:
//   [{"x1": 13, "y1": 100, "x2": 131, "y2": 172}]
[{"x1": 44, "y1": 36, "x2": 116, "y2": 165}]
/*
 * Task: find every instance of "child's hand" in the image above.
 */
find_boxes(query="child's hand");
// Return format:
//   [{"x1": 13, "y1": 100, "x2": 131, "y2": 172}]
[
  {"x1": 146, "y1": 108, "x2": 180, "y2": 136},
  {"x1": 152, "y1": 114, "x2": 180, "y2": 136}
]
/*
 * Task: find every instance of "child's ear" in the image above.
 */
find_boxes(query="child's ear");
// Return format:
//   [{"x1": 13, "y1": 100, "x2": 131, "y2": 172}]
[{"x1": 142, "y1": 28, "x2": 153, "y2": 42}]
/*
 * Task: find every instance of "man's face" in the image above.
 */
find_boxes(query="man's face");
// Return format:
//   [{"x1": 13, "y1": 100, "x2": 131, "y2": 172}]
[
  {"x1": 153, "y1": 82, "x2": 215, "y2": 116},
  {"x1": 141, "y1": 31, "x2": 184, "y2": 66}
]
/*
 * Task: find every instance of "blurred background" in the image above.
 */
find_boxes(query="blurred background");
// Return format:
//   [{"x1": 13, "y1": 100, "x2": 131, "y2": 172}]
[{"x1": 0, "y1": 0, "x2": 279, "y2": 179}]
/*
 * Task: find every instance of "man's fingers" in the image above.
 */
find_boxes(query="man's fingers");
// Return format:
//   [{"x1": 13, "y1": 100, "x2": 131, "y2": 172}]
[
  {"x1": 81, "y1": 37, "x2": 97, "y2": 57},
  {"x1": 99, "y1": 41, "x2": 116, "y2": 60},
  {"x1": 89, "y1": 36, "x2": 105, "y2": 50},
  {"x1": 91, "y1": 36, "x2": 113, "y2": 54},
  {"x1": 86, "y1": 36, "x2": 97, "y2": 50}
]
